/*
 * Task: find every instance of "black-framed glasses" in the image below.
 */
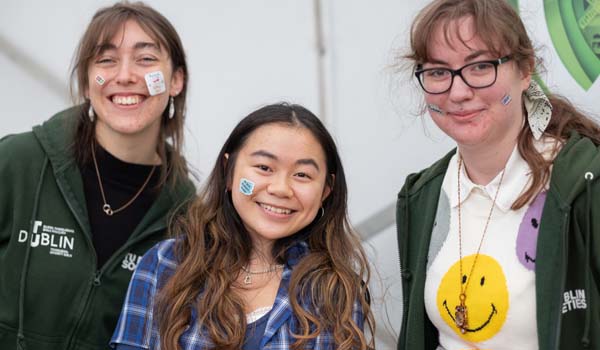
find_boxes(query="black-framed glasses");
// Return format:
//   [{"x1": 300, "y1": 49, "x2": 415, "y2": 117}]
[{"x1": 415, "y1": 55, "x2": 512, "y2": 94}]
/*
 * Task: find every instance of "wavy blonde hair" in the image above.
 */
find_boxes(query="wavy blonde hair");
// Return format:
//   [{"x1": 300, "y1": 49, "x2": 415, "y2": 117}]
[{"x1": 156, "y1": 103, "x2": 375, "y2": 350}]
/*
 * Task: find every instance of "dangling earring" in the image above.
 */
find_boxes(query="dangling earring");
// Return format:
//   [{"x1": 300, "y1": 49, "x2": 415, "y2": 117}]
[
  {"x1": 319, "y1": 207, "x2": 325, "y2": 219},
  {"x1": 168, "y1": 96, "x2": 175, "y2": 119},
  {"x1": 88, "y1": 103, "x2": 95, "y2": 122}
]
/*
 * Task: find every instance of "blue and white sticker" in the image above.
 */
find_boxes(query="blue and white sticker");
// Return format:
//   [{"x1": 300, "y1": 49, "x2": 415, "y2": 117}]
[
  {"x1": 501, "y1": 94, "x2": 512, "y2": 105},
  {"x1": 144, "y1": 71, "x2": 166, "y2": 96},
  {"x1": 239, "y1": 178, "x2": 255, "y2": 196}
]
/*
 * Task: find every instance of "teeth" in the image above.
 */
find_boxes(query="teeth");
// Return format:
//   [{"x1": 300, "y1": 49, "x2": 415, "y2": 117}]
[
  {"x1": 112, "y1": 95, "x2": 141, "y2": 105},
  {"x1": 260, "y1": 203, "x2": 292, "y2": 215}
]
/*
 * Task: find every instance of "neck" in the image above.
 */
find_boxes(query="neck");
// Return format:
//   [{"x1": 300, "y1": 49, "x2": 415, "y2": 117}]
[
  {"x1": 459, "y1": 137, "x2": 516, "y2": 185},
  {"x1": 248, "y1": 240, "x2": 276, "y2": 269},
  {"x1": 95, "y1": 129, "x2": 161, "y2": 165}
]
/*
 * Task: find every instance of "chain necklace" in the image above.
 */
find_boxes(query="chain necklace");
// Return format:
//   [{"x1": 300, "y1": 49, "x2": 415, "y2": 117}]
[
  {"x1": 241, "y1": 264, "x2": 284, "y2": 285},
  {"x1": 455, "y1": 156, "x2": 506, "y2": 334},
  {"x1": 91, "y1": 144, "x2": 156, "y2": 216}
]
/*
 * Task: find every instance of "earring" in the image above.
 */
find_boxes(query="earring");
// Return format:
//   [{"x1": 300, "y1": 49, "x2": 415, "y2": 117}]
[
  {"x1": 524, "y1": 80, "x2": 552, "y2": 140},
  {"x1": 319, "y1": 207, "x2": 325, "y2": 219},
  {"x1": 168, "y1": 96, "x2": 175, "y2": 119},
  {"x1": 88, "y1": 104, "x2": 95, "y2": 122}
]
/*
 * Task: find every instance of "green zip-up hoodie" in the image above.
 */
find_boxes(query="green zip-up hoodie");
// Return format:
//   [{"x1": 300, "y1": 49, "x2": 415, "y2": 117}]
[
  {"x1": 0, "y1": 106, "x2": 195, "y2": 350},
  {"x1": 396, "y1": 132, "x2": 600, "y2": 349}
]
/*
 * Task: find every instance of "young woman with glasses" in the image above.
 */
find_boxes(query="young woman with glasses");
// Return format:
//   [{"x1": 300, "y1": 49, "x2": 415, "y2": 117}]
[{"x1": 396, "y1": 0, "x2": 600, "y2": 349}]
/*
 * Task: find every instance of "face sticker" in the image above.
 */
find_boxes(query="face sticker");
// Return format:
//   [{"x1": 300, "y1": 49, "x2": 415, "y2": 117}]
[
  {"x1": 95, "y1": 75, "x2": 105, "y2": 85},
  {"x1": 144, "y1": 71, "x2": 166, "y2": 96},
  {"x1": 427, "y1": 104, "x2": 446, "y2": 115},
  {"x1": 501, "y1": 94, "x2": 512, "y2": 105},
  {"x1": 239, "y1": 178, "x2": 255, "y2": 196},
  {"x1": 516, "y1": 191, "x2": 546, "y2": 270},
  {"x1": 437, "y1": 254, "x2": 508, "y2": 342}
]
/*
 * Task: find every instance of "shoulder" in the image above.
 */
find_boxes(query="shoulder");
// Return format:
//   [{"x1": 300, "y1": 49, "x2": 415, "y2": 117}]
[
  {"x1": 399, "y1": 148, "x2": 455, "y2": 199},
  {"x1": 136, "y1": 238, "x2": 179, "y2": 276},
  {"x1": 0, "y1": 131, "x2": 44, "y2": 163},
  {"x1": 111, "y1": 239, "x2": 179, "y2": 348},
  {"x1": 550, "y1": 132, "x2": 600, "y2": 202}
]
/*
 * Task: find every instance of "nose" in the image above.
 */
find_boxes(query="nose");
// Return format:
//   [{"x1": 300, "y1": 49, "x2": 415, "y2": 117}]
[
  {"x1": 267, "y1": 175, "x2": 293, "y2": 198},
  {"x1": 448, "y1": 74, "x2": 474, "y2": 102},
  {"x1": 115, "y1": 60, "x2": 137, "y2": 85}
]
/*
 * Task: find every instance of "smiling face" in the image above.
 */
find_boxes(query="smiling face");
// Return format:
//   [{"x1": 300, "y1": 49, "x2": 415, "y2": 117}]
[
  {"x1": 437, "y1": 254, "x2": 508, "y2": 342},
  {"x1": 423, "y1": 16, "x2": 530, "y2": 152},
  {"x1": 87, "y1": 19, "x2": 183, "y2": 150},
  {"x1": 229, "y1": 123, "x2": 331, "y2": 252}
]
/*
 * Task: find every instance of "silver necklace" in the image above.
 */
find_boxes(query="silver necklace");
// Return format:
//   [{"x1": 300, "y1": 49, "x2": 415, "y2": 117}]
[{"x1": 241, "y1": 264, "x2": 284, "y2": 285}]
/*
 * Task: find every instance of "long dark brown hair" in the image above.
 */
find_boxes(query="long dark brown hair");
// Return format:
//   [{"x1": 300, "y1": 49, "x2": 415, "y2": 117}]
[
  {"x1": 69, "y1": 1, "x2": 189, "y2": 186},
  {"x1": 405, "y1": 0, "x2": 600, "y2": 209},
  {"x1": 156, "y1": 103, "x2": 374, "y2": 350}
]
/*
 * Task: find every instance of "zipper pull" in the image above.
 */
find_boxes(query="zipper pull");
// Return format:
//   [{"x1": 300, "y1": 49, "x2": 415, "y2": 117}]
[{"x1": 92, "y1": 270, "x2": 101, "y2": 286}]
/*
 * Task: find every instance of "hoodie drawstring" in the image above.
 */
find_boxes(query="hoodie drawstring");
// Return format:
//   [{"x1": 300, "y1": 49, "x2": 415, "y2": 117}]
[
  {"x1": 16, "y1": 157, "x2": 48, "y2": 350},
  {"x1": 581, "y1": 171, "x2": 594, "y2": 348}
]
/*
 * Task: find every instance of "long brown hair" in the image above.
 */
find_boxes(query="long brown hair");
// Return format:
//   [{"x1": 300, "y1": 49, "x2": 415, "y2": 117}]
[
  {"x1": 156, "y1": 103, "x2": 374, "y2": 350},
  {"x1": 69, "y1": 1, "x2": 189, "y2": 186},
  {"x1": 405, "y1": 0, "x2": 600, "y2": 208}
]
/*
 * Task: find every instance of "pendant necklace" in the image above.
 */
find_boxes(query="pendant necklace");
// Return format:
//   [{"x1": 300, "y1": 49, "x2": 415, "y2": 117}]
[
  {"x1": 455, "y1": 156, "x2": 506, "y2": 334},
  {"x1": 241, "y1": 264, "x2": 284, "y2": 285},
  {"x1": 91, "y1": 144, "x2": 156, "y2": 216}
]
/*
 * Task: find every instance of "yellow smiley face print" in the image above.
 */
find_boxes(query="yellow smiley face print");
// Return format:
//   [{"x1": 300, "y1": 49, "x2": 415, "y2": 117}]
[{"x1": 437, "y1": 254, "x2": 508, "y2": 342}]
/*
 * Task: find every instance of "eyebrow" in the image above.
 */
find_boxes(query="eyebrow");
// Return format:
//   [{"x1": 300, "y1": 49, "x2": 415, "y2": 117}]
[
  {"x1": 96, "y1": 41, "x2": 160, "y2": 55},
  {"x1": 250, "y1": 150, "x2": 320, "y2": 171},
  {"x1": 426, "y1": 50, "x2": 491, "y2": 66}
]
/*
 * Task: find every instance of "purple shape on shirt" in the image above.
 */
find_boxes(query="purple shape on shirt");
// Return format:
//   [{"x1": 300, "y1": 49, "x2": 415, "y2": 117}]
[{"x1": 516, "y1": 191, "x2": 547, "y2": 270}]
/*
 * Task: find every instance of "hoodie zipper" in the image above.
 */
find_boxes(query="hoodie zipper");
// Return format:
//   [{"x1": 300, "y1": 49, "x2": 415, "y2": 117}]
[
  {"x1": 396, "y1": 191, "x2": 410, "y2": 349},
  {"x1": 65, "y1": 222, "x2": 166, "y2": 349},
  {"x1": 552, "y1": 211, "x2": 569, "y2": 349}
]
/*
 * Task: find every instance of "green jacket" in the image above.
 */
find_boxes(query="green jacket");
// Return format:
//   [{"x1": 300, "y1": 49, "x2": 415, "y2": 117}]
[
  {"x1": 396, "y1": 132, "x2": 600, "y2": 349},
  {"x1": 0, "y1": 107, "x2": 195, "y2": 350}
]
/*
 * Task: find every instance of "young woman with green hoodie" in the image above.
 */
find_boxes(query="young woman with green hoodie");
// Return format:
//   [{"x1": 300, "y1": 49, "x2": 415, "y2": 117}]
[
  {"x1": 0, "y1": 3, "x2": 195, "y2": 349},
  {"x1": 396, "y1": 0, "x2": 600, "y2": 349}
]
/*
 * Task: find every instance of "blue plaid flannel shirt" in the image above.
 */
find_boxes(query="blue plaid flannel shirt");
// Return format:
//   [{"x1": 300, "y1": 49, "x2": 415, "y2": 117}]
[{"x1": 110, "y1": 238, "x2": 364, "y2": 349}]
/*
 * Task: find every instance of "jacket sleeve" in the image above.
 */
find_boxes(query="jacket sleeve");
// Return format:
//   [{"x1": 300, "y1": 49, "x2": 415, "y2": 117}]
[
  {"x1": 0, "y1": 134, "x2": 17, "y2": 244},
  {"x1": 592, "y1": 176, "x2": 600, "y2": 288},
  {"x1": 0, "y1": 132, "x2": 46, "y2": 245},
  {"x1": 110, "y1": 240, "x2": 175, "y2": 349},
  {"x1": 0, "y1": 136, "x2": 10, "y2": 242}
]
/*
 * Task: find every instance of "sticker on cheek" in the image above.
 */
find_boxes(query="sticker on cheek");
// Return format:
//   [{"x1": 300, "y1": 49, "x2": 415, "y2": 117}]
[
  {"x1": 501, "y1": 94, "x2": 512, "y2": 105},
  {"x1": 427, "y1": 104, "x2": 446, "y2": 115},
  {"x1": 144, "y1": 71, "x2": 166, "y2": 96},
  {"x1": 239, "y1": 178, "x2": 255, "y2": 196},
  {"x1": 95, "y1": 75, "x2": 105, "y2": 85}
]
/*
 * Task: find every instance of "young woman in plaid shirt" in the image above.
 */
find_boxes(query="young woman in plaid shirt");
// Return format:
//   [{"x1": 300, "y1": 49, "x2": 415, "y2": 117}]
[{"x1": 111, "y1": 103, "x2": 375, "y2": 350}]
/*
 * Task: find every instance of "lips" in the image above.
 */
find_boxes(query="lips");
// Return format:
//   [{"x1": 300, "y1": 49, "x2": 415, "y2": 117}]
[
  {"x1": 258, "y1": 202, "x2": 295, "y2": 216},
  {"x1": 110, "y1": 94, "x2": 147, "y2": 106},
  {"x1": 447, "y1": 109, "x2": 484, "y2": 119}
]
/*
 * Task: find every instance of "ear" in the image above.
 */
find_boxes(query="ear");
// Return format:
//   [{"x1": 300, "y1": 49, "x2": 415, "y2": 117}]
[
  {"x1": 170, "y1": 67, "x2": 185, "y2": 97},
  {"x1": 520, "y1": 71, "x2": 532, "y2": 92},
  {"x1": 321, "y1": 174, "x2": 334, "y2": 201},
  {"x1": 519, "y1": 58, "x2": 534, "y2": 92}
]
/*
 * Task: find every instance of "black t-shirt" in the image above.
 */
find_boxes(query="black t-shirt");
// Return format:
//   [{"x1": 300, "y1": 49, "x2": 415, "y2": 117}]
[{"x1": 81, "y1": 145, "x2": 161, "y2": 268}]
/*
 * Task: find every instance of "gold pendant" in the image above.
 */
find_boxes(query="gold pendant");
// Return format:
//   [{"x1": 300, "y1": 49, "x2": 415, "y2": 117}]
[{"x1": 455, "y1": 303, "x2": 468, "y2": 333}]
